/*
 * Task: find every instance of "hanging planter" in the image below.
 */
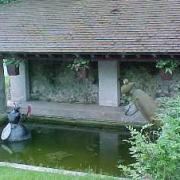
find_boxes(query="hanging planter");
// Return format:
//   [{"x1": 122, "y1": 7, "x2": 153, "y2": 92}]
[
  {"x1": 6, "y1": 64, "x2": 20, "y2": 76},
  {"x1": 4, "y1": 58, "x2": 22, "y2": 76},
  {"x1": 156, "y1": 59, "x2": 179, "y2": 81},
  {"x1": 76, "y1": 67, "x2": 89, "y2": 79},
  {"x1": 159, "y1": 69, "x2": 173, "y2": 80},
  {"x1": 67, "y1": 58, "x2": 90, "y2": 80}
]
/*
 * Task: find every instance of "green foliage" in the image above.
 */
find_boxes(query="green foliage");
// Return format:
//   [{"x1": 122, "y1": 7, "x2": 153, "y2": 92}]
[
  {"x1": 157, "y1": 96, "x2": 180, "y2": 119},
  {"x1": 0, "y1": 0, "x2": 15, "y2": 4},
  {"x1": 67, "y1": 58, "x2": 90, "y2": 72},
  {"x1": 3, "y1": 58, "x2": 22, "y2": 67},
  {"x1": 119, "y1": 96, "x2": 180, "y2": 180},
  {"x1": 156, "y1": 59, "x2": 179, "y2": 75}
]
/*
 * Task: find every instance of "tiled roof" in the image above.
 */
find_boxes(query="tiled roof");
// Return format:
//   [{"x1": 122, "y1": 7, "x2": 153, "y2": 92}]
[{"x1": 0, "y1": 0, "x2": 180, "y2": 53}]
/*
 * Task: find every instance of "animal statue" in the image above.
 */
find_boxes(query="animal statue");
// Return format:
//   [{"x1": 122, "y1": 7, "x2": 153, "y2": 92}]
[
  {"x1": 1, "y1": 106, "x2": 31, "y2": 142},
  {"x1": 121, "y1": 79, "x2": 157, "y2": 124},
  {"x1": 8, "y1": 106, "x2": 21, "y2": 124}
]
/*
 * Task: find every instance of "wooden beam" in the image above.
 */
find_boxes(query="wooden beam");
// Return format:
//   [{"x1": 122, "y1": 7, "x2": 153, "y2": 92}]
[
  {"x1": 11, "y1": 52, "x2": 179, "y2": 62},
  {"x1": 61, "y1": 54, "x2": 66, "y2": 59},
  {"x1": 93, "y1": 54, "x2": 156, "y2": 62},
  {"x1": 152, "y1": 54, "x2": 157, "y2": 58},
  {"x1": 105, "y1": 54, "x2": 109, "y2": 59},
  {"x1": 136, "y1": 54, "x2": 141, "y2": 59},
  {"x1": 121, "y1": 53, "x2": 126, "y2": 59},
  {"x1": 90, "y1": 54, "x2": 95, "y2": 61},
  {"x1": 74, "y1": 54, "x2": 79, "y2": 58}
]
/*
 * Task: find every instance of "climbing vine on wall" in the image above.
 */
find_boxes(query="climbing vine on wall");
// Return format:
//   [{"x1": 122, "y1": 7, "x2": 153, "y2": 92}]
[{"x1": 0, "y1": 0, "x2": 15, "y2": 4}]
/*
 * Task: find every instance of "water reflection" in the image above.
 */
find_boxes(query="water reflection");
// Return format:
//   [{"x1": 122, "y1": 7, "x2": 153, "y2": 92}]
[
  {"x1": 100, "y1": 132, "x2": 119, "y2": 174},
  {"x1": 0, "y1": 123, "x2": 131, "y2": 176},
  {"x1": 1, "y1": 141, "x2": 28, "y2": 154}
]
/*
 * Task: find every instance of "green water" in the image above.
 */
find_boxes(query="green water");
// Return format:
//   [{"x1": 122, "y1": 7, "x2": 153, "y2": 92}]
[{"x1": 0, "y1": 123, "x2": 133, "y2": 176}]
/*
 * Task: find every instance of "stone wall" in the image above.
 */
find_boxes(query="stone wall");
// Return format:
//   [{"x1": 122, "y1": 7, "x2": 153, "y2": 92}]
[
  {"x1": 29, "y1": 60, "x2": 98, "y2": 104},
  {"x1": 120, "y1": 62, "x2": 180, "y2": 99},
  {"x1": 29, "y1": 60, "x2": 180, "y2": 105}
]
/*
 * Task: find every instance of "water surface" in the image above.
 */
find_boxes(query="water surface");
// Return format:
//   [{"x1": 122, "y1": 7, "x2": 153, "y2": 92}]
[{"x1": 0, "y1": 122, "x2": 133, "y2": 176}]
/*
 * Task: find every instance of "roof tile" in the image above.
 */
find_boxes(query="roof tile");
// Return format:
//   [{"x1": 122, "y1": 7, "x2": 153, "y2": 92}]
[{"x1": 0, "y1": 0, "x2": 180, "y2": 53}]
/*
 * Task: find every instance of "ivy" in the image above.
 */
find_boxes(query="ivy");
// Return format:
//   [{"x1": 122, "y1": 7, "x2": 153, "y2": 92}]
[{"x1": 0, "y1": 0, "x2": 16, "y2": 4}]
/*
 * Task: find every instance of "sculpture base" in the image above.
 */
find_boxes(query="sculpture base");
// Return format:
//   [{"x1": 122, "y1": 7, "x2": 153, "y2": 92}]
[{"x1": 1, "y1": 123, "x2": 31, "y2": 142}]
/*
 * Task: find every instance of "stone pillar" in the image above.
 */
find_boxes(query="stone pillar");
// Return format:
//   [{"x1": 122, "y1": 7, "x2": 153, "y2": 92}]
[
  {"x1": 98, "y1": 60, "x2": 120, "y2": 107},
  {"x1": 10, "y1": 61, "x2": 29, "y2": 102},
  {"x1": 0, "y1": 59, "x2": 6, "y2": 112}
]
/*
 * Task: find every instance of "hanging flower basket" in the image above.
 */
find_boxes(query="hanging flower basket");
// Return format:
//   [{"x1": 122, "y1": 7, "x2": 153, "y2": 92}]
[
  {"x1": 156, "y1": 59, "x2": 179, "y2": 81},
  {"x1": 76, "y1": 67, "x2": 89, "y2": 79},
  {"x1": 6, "y1": 64, "x2": 20, "y2": 76},
  {"x1": 4, "y1": 58, "x2": 22, "y2": 76},
  {"x1": 67, "y1": 58, "x2": 90, "y2": 80},
  {"x1": 159, "y1": 69, "x2": 172, "y2": 80}
]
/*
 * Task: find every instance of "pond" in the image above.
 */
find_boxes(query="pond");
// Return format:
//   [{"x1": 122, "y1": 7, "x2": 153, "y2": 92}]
[{"x1": 0, "y1": 122, "x2": 134, "y2": 176}]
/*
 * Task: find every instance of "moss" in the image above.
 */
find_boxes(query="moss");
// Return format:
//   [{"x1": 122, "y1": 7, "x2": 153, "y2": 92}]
[
  {"x1": 0, "y1": 0, "x2": 20, "y2": 4},
  {"x1": 22, "y1": 115, "x2": 144, "y2": 130},
  {"x1": 0, "y1": 114, "x2": 6, "y2": 125}
]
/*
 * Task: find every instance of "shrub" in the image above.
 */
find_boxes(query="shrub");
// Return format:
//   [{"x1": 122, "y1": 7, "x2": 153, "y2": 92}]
[
  {"x1": 157, "y1": 96, "x2": 180, "y2": 119},
  {"x1": 119, "y1": 96, "x2": 180, "y2": 180}
]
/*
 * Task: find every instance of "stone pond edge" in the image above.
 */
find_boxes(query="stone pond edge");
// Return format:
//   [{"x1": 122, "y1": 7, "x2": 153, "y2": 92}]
[{"x1": 22, "y1": 115, "x2": 145, "y2": 129}]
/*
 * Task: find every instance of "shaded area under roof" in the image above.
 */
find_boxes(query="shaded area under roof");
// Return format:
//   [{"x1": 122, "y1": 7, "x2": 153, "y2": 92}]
[{"x1": 0, "y1": 0, "x2": 180, "y2": 53}]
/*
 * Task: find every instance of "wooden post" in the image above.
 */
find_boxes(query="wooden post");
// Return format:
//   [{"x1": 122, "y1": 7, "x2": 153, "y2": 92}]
[{"x1": 0, "y1": 59, "x2": 6, "y2": 113}]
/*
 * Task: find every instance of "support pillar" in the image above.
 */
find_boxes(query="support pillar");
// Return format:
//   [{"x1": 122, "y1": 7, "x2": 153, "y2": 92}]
[
  {"x1": 98, "y1": 60, "x2": 120, "y2": 107},
  {"x1": 10, "y1": 61, "x2": 29, "y2": 102},
  {"x1": 0, "y1": 59, "x2": 6, "y2": 113}
]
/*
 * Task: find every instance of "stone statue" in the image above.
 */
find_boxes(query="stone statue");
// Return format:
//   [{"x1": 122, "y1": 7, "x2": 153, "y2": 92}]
[
  {"x1": 121, "y1": 79, "x2": 157, "y2": 124},
  {"x1": 1, "y1": 106, "x2": 31, "y2": 142}
]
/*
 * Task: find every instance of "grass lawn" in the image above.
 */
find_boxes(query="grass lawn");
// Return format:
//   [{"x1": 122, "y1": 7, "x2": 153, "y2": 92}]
[{"x1": 0, "y1": 166, "x2": 118, "y2": 180}]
